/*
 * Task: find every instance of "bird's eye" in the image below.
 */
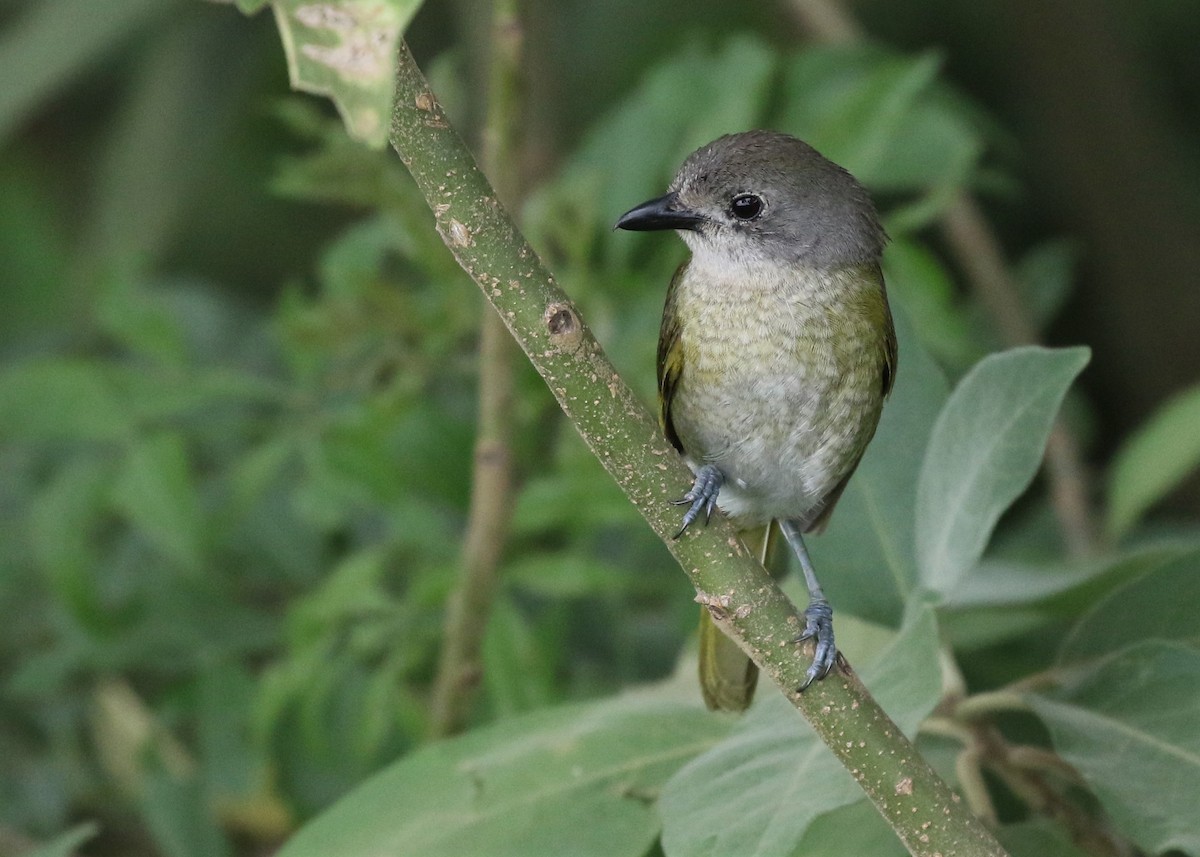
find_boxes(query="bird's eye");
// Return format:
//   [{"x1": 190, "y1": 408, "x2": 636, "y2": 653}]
[{"x1": 729, "y1": 193, "x2": 764, "y2": 221}]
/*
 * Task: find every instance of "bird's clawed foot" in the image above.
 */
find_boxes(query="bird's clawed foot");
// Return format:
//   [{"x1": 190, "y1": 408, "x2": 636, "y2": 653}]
[
  {"x1": 671, "y1": 465, "x2": 723, "y2": 538},
  {"x1": 796, "y1": 598, "x2": 837, "y2": 690}
]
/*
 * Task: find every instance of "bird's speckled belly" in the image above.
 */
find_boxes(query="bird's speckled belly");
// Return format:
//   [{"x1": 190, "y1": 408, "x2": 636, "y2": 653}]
[{"x1": 670, "y1": 265, "x2": 885, "y2": 528}]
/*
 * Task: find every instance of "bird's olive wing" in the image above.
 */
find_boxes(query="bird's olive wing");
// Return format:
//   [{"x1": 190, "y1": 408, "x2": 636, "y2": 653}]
[{"x1": 656, "y1": 262, "x2": 688, "y2": 454}]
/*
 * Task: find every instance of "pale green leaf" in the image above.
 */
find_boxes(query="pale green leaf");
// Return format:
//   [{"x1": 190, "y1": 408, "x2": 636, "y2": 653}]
[
  {"x1": 1058, "y1": 548, "x2": 1200, "y2": 665},
  {"x1": 947, "y1": 542, "x2": 1189, "y2": 610},
  {"x1": 997, "y1": 819, "x2": 1091, "y2": 857},
  {"x1": 276, "y1": 694, "x2": 728, "y2": 857},
  {"x1": 1030, "y1": 642, "x2": 1200, "y2": 857},
  {"x1": 940, "y1": 544, "x2": 1192, "y2": 649},
  {"x1": 1107, "y1": 383, "x2": 1200, "y2": 539},
  {"x1": 916, "y1": 346, "x2": 1090, "y2": 595},
  {"x1": 659, "y1": 606, "x2": 941, "y2": 857},
  {"x1": 271, "y1": 0, "x2": 421, "y2": 147},
  {"x1": 792, "y1": 799, "x2": 906, "y2": 857}
]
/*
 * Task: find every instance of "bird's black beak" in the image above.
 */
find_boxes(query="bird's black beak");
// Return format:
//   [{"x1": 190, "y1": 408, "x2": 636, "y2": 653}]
[{"x1": 615, "y1": 192, "x2": 705, "y2": 232}]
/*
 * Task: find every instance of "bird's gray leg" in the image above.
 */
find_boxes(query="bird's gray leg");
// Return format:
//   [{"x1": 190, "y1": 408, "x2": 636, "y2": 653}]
[
  {"x1": 671, "y1": 464, "x2": 723, "y2": 539},
  {"x1": 779, "y1": 518, "x2": 837, "y2": 689}
]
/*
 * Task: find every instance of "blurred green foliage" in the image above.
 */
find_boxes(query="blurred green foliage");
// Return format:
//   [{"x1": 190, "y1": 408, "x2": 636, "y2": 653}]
[{"x1": 1, "y1": 2, "x2": 1199, "y2": 857}]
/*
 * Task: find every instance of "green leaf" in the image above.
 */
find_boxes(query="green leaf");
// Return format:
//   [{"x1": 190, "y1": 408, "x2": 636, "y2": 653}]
[
  {"x1": 482, "y1": 592, "x2": 555, "y2": 717},
  {"x1": 82, "y1": 15, "x2": 230, "y2": 278},
  {"x1": 527, "y1": 36, "x2": 777, "y2": 272},
  {"x1": 0, "y1": 359, "x2": 131, "y2": 441},
  {"x1": 659, "y1": 605, "x2": 941, "y2": 857},
  {"x1": 511, "y1": 466, "x2": 636, "y2": 537},
  {"x1": 810, "y1": 309, "x2": 949, "y2": 625},
  {"x1": 916, "y1": 346, "x2": 1090, "y2": 595},
  {"x1": 505, "y1": 553, "x2": 648, "y2": 599},
  {"x1": 1107, "y1": 383, "x2": 1200, "y2": 539},
  {"x1": 800, "y1": 51, "x2": 945, "y2": 180},
  {"x1": 21, "y1": 823, "x2": 100, "y2": 857},
  {"x1": 140, "y1": 763, "x2": 235, "y2": 857},
  {"x1": 270, "y1": 0, "x2": 421, "y2": 147},
  {"x1": 794, "y1": 800, "x2": 907, "y2": 857},
  {"x1": 275, "y1": 693, "x2": 728, "y2": 857},
  {"x1": 940, "y1": 544, "x2": 1192, "y2": 650},
  {"x1": 96, "y1": 279, "x2": 188, "y2": 365},
  {"x1": 775, "y1": 47, "x2": 982, "y2": 194},
  {"x1": 1030, "y1": 642, "x2": 1200, "y2": 857},
  {"x1": 112, "y1": 432, "x2": 204, "y2": 568},
  {"x1": 29, "y1": 456, "x2": 113, "y2": 621},
  {"x1": 0, "y1": 0, "x2": 167, "y2": 142},
  {"x1": 286, "y1": 549, "x2": 395, "y2": 644},
  {"x1": 196, "y1": 663, "x2": 260, "y2": 799},
  {"x1": 882, "y1": 239, "x2": 979, "y2": 370},
  {"x1": 0, "y1": 159, "x2": 72, "y2": 338},
  {"x1": 997, "y1": 819, "x2": 1091, "y2": 857},
  {"x1": 1058, "y1": 548, "x2": 1200, "y2": 665},
  {"x1": 948, "y1": 542, "x2": 1189, "y2": 611},
  {"x1": 1015, "y1": 240, "x2": 1077, "y2": 332}
]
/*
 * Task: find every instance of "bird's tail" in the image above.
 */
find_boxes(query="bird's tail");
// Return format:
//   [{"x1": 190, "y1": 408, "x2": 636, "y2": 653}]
[{"x1": 697, "y1": 521, "x2": 782, "y2": 712}]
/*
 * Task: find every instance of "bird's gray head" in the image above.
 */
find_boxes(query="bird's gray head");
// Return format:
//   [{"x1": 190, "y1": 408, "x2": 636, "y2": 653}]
[{"x1": 616, "y1": 130, "x2": 885, "y2": 270}]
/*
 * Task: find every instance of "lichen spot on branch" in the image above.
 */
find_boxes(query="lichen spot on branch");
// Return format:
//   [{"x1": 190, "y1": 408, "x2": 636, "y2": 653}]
[
  {"x1": 444, "y1": 219, "x2": 473, "y2": 248},
  {"x1": 695, "y1": 590, "x2": 732, "y2": 621},
  {"x1": 412, "y1": 89, "x2": 448, "y2": 127},
  {"x1": 545, "y1": 302, "x2": 583, "y2": 351}
]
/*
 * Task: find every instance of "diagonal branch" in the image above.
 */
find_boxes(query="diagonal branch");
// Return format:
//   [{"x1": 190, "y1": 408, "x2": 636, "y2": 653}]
[{"x1": 389, "y1": 39, "x2": 1005, "y2": 857}]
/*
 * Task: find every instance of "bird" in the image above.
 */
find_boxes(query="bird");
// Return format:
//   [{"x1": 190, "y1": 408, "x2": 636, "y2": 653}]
[{"x1": 615, "y1": 130, "x2": 897, "y2": 710}]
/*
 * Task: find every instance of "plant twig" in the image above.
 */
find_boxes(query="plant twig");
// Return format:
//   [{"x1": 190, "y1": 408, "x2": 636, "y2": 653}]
[
  {"x1": 788, "y1": 0, "x2": 862, "y2": 42},
  {"x1": 389, "y1": 38, "x2": 1006, "y2": 857},
  {"x1": 969, "y1": 722, "x2": 1136, "y2": 857},
  {"x1": 786, "y1": 0, "x2": 1100, "y2": 558},
  {"x1": 428, "y1": 0, "x2": 523, "y2": 739}
]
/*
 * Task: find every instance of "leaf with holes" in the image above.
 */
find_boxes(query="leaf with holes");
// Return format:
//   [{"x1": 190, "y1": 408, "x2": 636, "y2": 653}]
[{"x1": 271, "y1": 0, "x2": 422, "y2": 146}]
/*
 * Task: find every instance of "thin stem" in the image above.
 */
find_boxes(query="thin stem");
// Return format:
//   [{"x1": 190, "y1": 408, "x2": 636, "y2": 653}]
[
  {"x1": 428, "y1": 0, "x2": 523, "y2": 739},
  {"x1": 1006, "y1": 745, "x2": 1086, "y2": 786},
  {"x1": 955, "y1": 747, "x2": 999, "y2": 826},
  {"x1": 788, "y1": 0, "x2": 862, "y2": 42},
  {"x1": 954, "y1": 689, "x2": 1034, "y2": 721},
  {"x1": 389, "y1": 39, "x2": 1006, "y2": 857},
  {"x1": 971, "y1": 723, "x2": 1136, "y2": 857}
]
